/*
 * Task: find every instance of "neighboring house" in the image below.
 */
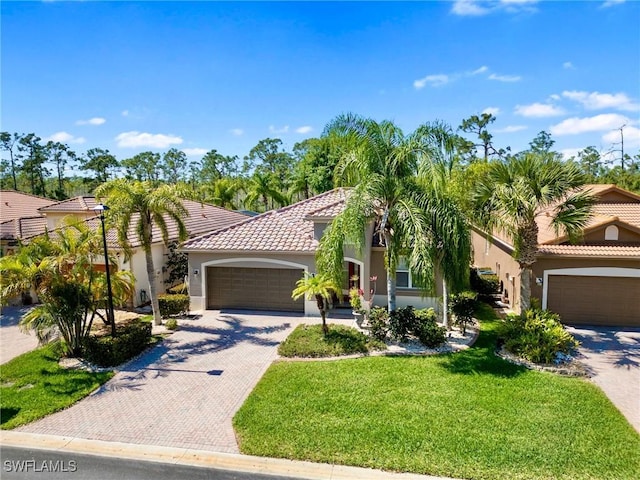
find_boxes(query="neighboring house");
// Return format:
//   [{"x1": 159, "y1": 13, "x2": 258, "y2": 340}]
[
  {"x1": 182, "y1": 188, "x2": 444, "y2": 316},
  {"x1": 472, "y1": 184, "x2": 640, "y2": 327},
  {"x1": 0, "y1": 190, "x2": 55, "y2": 256},
  {"x1": 3, "y1": 193, "x2": 248, "y2": 307}
]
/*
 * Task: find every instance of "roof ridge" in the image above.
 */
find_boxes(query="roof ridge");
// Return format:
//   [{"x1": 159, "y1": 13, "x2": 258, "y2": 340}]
[
  {"x1": 0, "y1": 190, "x2": 54, "y2": 201},
  {"x1": 39, "y1": 195, "x2": 96, "y2": 211}
]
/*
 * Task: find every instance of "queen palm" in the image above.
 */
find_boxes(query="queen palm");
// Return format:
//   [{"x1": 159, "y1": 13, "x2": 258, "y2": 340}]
[
  {"x1": 473, "y1": 153, "x2": 595, "y2": 311},
  {"x1": 316, "y1": 114, "x2": 471, "y2": 312},
  {"x1": 95, "y1": 179, "x2": 189, "y2": 325}
]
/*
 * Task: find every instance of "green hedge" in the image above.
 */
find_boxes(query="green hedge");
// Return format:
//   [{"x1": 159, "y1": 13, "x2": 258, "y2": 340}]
[
  {"x1": 83, "y1": 321, "x2": 153, "y2": 367},
  {"x1": 158, "y1": 293, "x2": 189, "y2": 318},
  {"x1": 470, "y1": 268, "x2": 500, "y2": 295}
]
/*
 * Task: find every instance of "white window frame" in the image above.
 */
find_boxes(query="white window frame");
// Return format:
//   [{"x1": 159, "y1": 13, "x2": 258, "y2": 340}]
[{"x1": 396, "y1": 258, "x2": 417, "y2": 289}]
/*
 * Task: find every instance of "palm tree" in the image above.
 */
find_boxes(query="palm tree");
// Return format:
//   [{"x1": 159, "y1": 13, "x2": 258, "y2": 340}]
[
  {"x1": 316, "y1": 114, "x2": 471, "y2": 312},
  {"x1": 473, "y1": 153, "x2": 595, "y2": 311},
  {"x1": 202, "y1": 178, "x2": 240, "y2": 210},
  {"x1": 291, "y1": 273, "x2": 340, "y2": 334},
  {"x1": 243, "y1": 171, "x2": 288, "y2": 212},
  {"x1": 95, "y1": 179, "x2": 189, "y2": 325}
]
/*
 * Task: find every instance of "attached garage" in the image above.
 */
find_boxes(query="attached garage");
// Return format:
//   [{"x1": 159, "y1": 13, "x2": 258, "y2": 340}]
[
  {"x1": 547, "y1": 274, "x2": 640, "y2": 327},
  {"x1": 206, "y1": 266, "x2": 304, "y2": 312}
]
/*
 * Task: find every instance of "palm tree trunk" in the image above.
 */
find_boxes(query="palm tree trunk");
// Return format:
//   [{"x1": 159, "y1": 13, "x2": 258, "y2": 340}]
[
  {"x1": 387, "y1": 271, "x2": 396, "y2": 312},
  {"x1": 442, "y1": 278, "x2": 450, "y2": 329},
  {"x1": 144, "y1": 245, "x2": 162, "y2": 325},
  {"x1": 519, "y1": 267, "x2": 532, "y2": 312},
  {"x1": 316, "y1": 294, "x2": 328, "y2": 334}
]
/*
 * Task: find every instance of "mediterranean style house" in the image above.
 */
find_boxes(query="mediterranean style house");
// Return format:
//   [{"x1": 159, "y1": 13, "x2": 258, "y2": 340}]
[
  {"x1": 182, "y1": 189, "x2": 444, "y2": 316},
  {"x1": 471, "y1": 184, "x2": 640, "y2": 327},
  {"x1": 1, "y1": 191, "x2": 247, "y2": 307}
]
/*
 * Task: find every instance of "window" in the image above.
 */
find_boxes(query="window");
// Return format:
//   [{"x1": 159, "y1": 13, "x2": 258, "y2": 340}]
[
  {"x1": 396, "y1": 258, "x2": 415, "y2": 289},
  {"x1": 605, "y1": 225, "x2": 619, "y2": 241}
]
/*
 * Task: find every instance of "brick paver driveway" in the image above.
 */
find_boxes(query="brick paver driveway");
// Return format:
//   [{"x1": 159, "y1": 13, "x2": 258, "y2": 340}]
[
  {"x1": 568, "y1": 325, "x2": 640, "y2": 433},
  {"x1": 0, "y1": 306, "x2": 38, "y2": 365},
  {"x1": 17, "y1": 310, "x2": 306, "y2": 453}
]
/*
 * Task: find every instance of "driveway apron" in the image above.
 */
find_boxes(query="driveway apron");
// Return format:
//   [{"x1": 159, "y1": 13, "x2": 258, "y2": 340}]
[
  {"x1": 17, "y1": 311, "x2": 302, "y2": 453},
  {"x1": 568, "y1": 326, "x2": 640, "y2": 433},
  {"x1": 0, "y1": 306, "x2": 39, "y2": 365}
]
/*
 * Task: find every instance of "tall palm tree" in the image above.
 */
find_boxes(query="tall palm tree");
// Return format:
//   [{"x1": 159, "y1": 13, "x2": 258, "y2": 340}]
[
  {"x1": 291, "y1": 273, "x2": 340, "y2": 334},
  {"x1": 202, "y1": 178, "x2": 240, "y2": 210},
  {"x1": 473, "y1": 153, "x2": 595, "y2": 311},
  {"x1": 95, "y1": 179, "x2": 189, "y2": 325},
  {"x1": 243, "y1": 171, "x2": 288, "y2": 212},
  {"x1": 316, "y1": 114, "x2": 471, "y2": 312}
]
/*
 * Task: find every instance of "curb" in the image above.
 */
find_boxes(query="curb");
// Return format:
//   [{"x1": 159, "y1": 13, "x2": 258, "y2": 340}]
[{"x1": 1, "y1": 431, "x2": 462, "y2": 480}]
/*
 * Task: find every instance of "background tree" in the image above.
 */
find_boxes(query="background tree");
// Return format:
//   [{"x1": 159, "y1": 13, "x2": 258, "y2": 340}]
[
  {"x1": 18, "y1": 134, "x2": 49, "y2": 196},
  {"x1": 459, "y1": 113, "x2": 507, "y2": 161},
  {"x1": 245, "y1": 138, "x2": 294, "y2": 193},
  {"x1": 94, "y1": 179, "x2": 189, "y2": 325},
  {"x1": 121, "y1": 151, "x2": 161, "y2": 182},
  {"x1": 473, "y1": 153, "x2": 595, "y2": 311},
  {"x1": 161, "y1": 148, "x2": 188, "y2": 183},
  {"x1": 46, "y1": 141, "x2": 76, "y2": 199},
  {"x1": 528, "y1": 131, "x2": 557, "y2": 155},
  {"x1": 198, "y1": 149, "x2": 239, "y2": 183},
  {"x1": 244, "y1": 171, "x2": 287, "y2": 212},
  {"x1": 80, "y1": 148, "x2": 118, "y2": 191},
  {"x1": 202, "y1": 178, "x2": 241, "y2": 209},
  {"x1": 0, "y1": 131, "x2": 22, "y2": 190}
]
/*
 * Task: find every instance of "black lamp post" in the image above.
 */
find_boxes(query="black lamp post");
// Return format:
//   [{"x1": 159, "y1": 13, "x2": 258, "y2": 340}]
[{"x1": 94, "y1": 204, "x2": 116, "y2": 337}]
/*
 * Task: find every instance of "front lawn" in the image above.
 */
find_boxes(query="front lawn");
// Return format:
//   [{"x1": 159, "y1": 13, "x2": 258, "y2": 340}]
[
  {"x1": 1, "y1": 343, "x2": 114, "y2": 430},
  {"x1": 234, "y1": 304, "x2": 640, "y2": 480}
]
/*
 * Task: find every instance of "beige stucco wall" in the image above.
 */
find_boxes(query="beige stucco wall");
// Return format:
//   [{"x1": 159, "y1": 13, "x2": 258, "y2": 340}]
[{"x1": 583, "y1": 223, "x2": 640, "y2": 243}]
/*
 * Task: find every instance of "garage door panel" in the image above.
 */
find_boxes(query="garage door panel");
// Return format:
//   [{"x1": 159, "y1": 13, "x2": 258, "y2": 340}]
[
  {"x1": 207, "y1": 266, "x2": 303, "y2": 312},
  {"x1": 548, "y1": 275, "x2": 640, "y2": 326}
]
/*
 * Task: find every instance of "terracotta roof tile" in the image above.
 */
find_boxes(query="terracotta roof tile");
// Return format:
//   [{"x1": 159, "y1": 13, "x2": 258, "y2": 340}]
[
  {"x1": 0, "y1": 190, "x2": 54, "y2": 222},
  {"x1": 0, "y1": 216, "x2": 48, "y2": 241},
  {"x1": 537, "y1": 244, "x2": 640, "y2": 257},
  {"x1": 183, "y1": 189, "x2": 349, "y2": 252},
  {"x1": 38, "y1": 196, "x2": 98, "y2": 213}
]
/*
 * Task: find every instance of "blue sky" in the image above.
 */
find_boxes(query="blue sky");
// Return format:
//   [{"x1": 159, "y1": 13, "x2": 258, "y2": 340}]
[{"x1": 2, "y1": 0, "x2": 639, "y2": 168}]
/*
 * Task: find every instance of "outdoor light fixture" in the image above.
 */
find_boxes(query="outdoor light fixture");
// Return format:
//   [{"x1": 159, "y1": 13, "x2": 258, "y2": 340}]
[{"x1": 93, "y1": 204, "x2": 116, "y2": 336}]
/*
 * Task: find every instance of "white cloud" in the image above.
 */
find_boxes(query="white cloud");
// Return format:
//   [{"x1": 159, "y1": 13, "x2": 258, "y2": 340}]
[
  {"x1": 515, "y1": 103, "x2": 565, "y2": 117},
  {"x1": 451, "y1": 0, "x2": 490, "y2": 16},
  {"x1": 562, "y1": 61, "x2": 575, "y2": 70},
  {"x1": 602, "y1": 125, "x2": 640, "y2": 149},
  {"x1": 482, "y1": 107, "x2": 501, "y2": 116},
  {"x1": 269, "y1": 125, "x2": 290, "y2": 134},
  {"x1": 230, "y1": 128, "x2": 244, "y2": 136},
  {"x1": 471, "y1": 65, "x2": 489, "y2": 75},
  {"x1": 488, "y1": 73, "x2": 522, "y2": 82},
  {"x1": 550, "y1": 113, "x2": 632, "y2": 136},
  {"x1": 295, "y1": 126, "x2": 313, "y2": 134},
  {"x1": 496, "y1": 125, "x2": 527, "y2": 133},
  {"x1": 182, "y1": 148, "x2": 208, "y2": 156},
  {"x1": 549, "y1": 94, "x2": 561, "y2": 101},
  {"x1": 414, "y1": 74, "x2": 450, "y2": 89},
  {"x1": 602, "y1": 0, "x2": 625, "y2": 8},
  {"x1": 45, "y1": 131, "x2": 86, "y2": 144},
  {"x1": 115, "y1": 131, "x2": 183, "y2": 148},
  {"x1": 121, "y1": 110, "x2": 129, "y2": 117},
  {"x1": 560, "y1": 148, "x2": 583, "y2": 160},
  {"x1": 562, "y1": 90, "x2": 640, "y2": 111},
  {"x1": 76, "y1": 117, "x2": 106, "y2": 126}
]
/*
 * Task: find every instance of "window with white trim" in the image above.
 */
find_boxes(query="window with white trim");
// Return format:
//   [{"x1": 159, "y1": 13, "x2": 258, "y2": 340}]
[{"x1": 396, "y1": 258, "x2": 416, "y2": 289}]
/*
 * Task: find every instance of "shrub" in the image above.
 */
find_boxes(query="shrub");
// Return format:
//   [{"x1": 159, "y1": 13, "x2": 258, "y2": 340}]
[
  {"x1": 368, "y1": 307, "x2": 389, "y2": 341},
  {"x1": 470, "y1": 268, "x2": 500, "y2": 296},
  {"x1": 278, "y1": 324, "x2": 385, "y2": 358},
  {"x1": 158, "y1": 293, "x2": 189, "y2": 318},
  {"x1": 497, "y1": 309, "x2": 579, "y2": 364},
  {"x1": 83, "y1": 320, "x2": 153, "y2": 367},
  {"x1": 414, "y1": 308, "x2": 446, "y2": 348},
  {"x1": 165, "y1": 318, "x2": 178, "y2": 330},
  {"x1": 449, "y1": 291, "x2": 478, "y2": 334},
  {"x1": 389, "y1": 306, "x2": 418, "y2": 342}
]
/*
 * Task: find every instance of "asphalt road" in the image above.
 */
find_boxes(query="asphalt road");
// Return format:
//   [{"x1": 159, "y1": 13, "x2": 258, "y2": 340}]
[{"x1": 1, "y1": 447, "x2": 303, "y2": 480}]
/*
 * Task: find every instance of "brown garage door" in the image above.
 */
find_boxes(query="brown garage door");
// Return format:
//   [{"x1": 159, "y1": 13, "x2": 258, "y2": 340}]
[
  {"x1": 206, "y1": 267, "x2": 304, "y2": 312},
  {"x1": 547, "y1": 275, "x2": 640, "y2": 326}
]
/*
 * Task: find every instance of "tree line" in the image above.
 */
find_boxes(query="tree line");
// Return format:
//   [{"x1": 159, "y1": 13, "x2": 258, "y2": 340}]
[{"x1": 2, "y1": 114, "x2": 639, "y2": 213}]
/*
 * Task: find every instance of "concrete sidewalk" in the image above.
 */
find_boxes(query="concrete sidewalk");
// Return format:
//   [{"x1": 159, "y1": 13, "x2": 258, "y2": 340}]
[{"x1": 0, "y1": 431, "x2": 463, "y2": 480}]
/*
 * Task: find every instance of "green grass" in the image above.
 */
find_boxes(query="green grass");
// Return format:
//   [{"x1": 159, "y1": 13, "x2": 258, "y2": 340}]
[
  {"x1": 1, "y1": 343, "x2": 114, "y2": 430},
  {"x1": 234, "y1": 304, "x2": 640, "y2": 480},
  {"x1": 278, "y1": 323, "x2": 386, "y2": 358}
]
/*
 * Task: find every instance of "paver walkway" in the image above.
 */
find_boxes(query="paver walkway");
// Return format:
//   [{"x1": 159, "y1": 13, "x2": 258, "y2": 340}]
[
  {"x1": 17, "y1": 311, "x2": 307, "y2": 453},
  {"x1": 0, "y1": 306, "x2": 38, "y2": 365},
  {"x1": 568, "y1": 325, "x2": 640, "y2": 433}
]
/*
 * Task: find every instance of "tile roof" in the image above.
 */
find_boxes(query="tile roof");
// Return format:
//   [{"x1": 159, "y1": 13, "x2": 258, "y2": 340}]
[
  {"x1": 537, "y1": 244, "x2": 640, "y2": 257},
  {"x1": 0, "y1": 190, "x2": 55, "y2": 222},
  {"x1": 23, "y1": 200, "x2": 248, "y2": 250},
  {"x1": 38, "y1": 196, "x2": 98, "y2": 213},
  {"x1": 0, "y1": 216, "x2": 48, "y2": 241},
  {"x1": 183, "y1": 189, "x2": 349, "y2": 252}
]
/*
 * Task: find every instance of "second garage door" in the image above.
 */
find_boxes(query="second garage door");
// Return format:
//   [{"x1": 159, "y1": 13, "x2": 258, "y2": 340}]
[
  {"x1": 206, "y1": 267, "x2": 304, "y2": 312},
  {"x1": 547, "y1": 275, "x2": 640, "y2": 327}
]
